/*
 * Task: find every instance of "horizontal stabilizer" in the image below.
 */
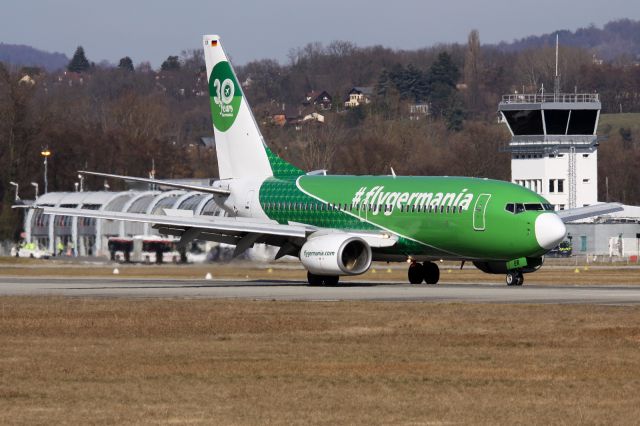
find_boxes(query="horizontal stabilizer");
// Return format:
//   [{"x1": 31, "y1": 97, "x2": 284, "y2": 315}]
[
  {"x1": 557, "y1": 202, "x2": 624, "y2": 223},
  {"x1": 78, "y1": 171, "x2": 230, "y2": 196}
]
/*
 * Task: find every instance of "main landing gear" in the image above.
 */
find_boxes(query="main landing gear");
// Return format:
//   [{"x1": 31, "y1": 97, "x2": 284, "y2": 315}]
[
  {"x1": 307, "y1": 272, "x2": 339, "y2": 286},
  {"x1": 408, "y1": 261, "x2": 440, "y2": 285},
  {"x1": 505, "y1": 271, "x2": 524, "y2": 286}
]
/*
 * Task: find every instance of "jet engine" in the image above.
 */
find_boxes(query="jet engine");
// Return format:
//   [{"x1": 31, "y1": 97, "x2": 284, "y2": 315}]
[
  {"x1": 300, "y1": 233, "x2": 372, "y2": 276},
  {"x1": 473, "y1": 256, "x2": 544, "y2": 274}
]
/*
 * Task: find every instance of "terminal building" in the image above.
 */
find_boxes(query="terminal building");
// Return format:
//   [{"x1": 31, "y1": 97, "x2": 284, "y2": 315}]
[{"x1": 25, "y1": 187, "x2": 224, "y2": 257}]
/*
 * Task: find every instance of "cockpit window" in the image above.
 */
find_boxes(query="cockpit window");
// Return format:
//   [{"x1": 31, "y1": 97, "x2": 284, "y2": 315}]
[
  {"x1": 524, "y1": 203, "x2": 544, "y2": 211},
  {"x1": 508, "y1": 202, "x2": 552, "y2": 214}
]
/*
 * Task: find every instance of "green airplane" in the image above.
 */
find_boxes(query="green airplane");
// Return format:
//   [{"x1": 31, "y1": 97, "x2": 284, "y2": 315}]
[{"x1": 41, "y1": 35, "x2": 622, "y2": 286}]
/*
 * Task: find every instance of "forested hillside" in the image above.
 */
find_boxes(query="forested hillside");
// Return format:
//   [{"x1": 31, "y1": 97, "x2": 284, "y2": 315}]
[
  {"x1": 1, "y1": 21, "x2": 640, "y2": 238},
  {"x1": 497, "y1": 19, "x2": 640, "y2": 61},
  {"x1": 0, "y1": 43, "x2": 68, "y2": 72}
]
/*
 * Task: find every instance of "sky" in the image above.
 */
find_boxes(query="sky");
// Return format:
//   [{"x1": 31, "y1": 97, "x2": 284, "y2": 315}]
[{"x1": 3, "y1": 0, "x2": 639, "y2": 67}]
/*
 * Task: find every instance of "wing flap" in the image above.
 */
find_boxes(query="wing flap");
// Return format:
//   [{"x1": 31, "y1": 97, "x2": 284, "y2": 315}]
[{"x1": 40, "y1": 207, "x2": 307, "y2": 238}]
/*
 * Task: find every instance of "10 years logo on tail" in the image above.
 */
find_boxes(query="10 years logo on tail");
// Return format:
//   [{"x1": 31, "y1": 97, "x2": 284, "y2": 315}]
[{"x1": 209, "y1": 61, "x2": 241, "y2": 132}]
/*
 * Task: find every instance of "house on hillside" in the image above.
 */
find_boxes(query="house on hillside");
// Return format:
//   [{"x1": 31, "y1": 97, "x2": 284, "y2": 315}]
[
  {"x1": 269, "y1": 103, "x2": 325, "y2": 129},
  {"x1": 19, "y1": 75, "x2": 36, "y2": 86},
  {"x1": 408, "y1": 103, "x2": 430, "y2": 120},
  {"x1": 345, "y1": 86, "x2": 373, "y2": 108},
  {"x1": 303, "y1": 90, "x2": 332, "y2": 110},
  {"x1": 56, "y1": 71, "x2": 86, "y2": 86}
]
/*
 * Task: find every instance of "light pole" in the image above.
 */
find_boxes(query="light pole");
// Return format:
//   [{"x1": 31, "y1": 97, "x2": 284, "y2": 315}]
[
  {"x1": 30, "y1": 182, "x2": 38, "y2": 200},
  {"x1": 40, "y1": 148, "x2": 51, "y2": 194},
  {"x1": 9, "y1": 181, "x2": 19, "y2": 201},
  {"x1": 77, "y1": 174, "x2": 84, "y2": 192}
]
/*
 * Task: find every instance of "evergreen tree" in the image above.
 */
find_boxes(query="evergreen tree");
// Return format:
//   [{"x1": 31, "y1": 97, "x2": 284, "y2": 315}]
[
  {"x1": 379, "y1": 64, "x2": 429, "y2": 103},
  {"x1": 426, "y1": 52, "x2": 461, "y2": 117},
  {"x1": 67, "y1": 46, "x2": 90, "y2": 73},
  {"x1": 427, "y1": 51, "x2": 459, "y2": 89},
  {"x1": 445, "y1": 107, "x2": 465, "y2": 131},
  {"x1": 161, "y1": 56, "x2": 181, "y2": 71},
  {"x1": 406, "y1": 64, "x2": 429, "y2": 102},
  {"x1": 118, "y1": 56, "x2": 134, "y2": 72},
  {"x1": 376, "y1": 69, "x2": 390, "y2": 97}
]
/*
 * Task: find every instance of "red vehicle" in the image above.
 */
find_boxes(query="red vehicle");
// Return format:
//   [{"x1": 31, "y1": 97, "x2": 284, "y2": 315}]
[{"x1": 108, "y1": 236, "x2": 182, "y2": 264}]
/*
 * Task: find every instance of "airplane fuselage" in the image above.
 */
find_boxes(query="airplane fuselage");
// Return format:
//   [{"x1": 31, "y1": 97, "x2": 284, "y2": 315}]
[{"x1": 224, "y1": 174, "x2": 565, "y2": 262}]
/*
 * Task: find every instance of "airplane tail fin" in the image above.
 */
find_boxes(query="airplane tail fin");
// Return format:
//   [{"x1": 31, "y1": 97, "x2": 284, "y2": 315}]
[{"x1": 203, "y1": 35, "x2": 302, "y2": 180}]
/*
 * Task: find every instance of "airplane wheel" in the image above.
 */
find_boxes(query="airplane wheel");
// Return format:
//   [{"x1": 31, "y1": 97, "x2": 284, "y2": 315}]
[
  {"x1": 307, "y1": 272, "x2": 323, "y2": 286},
  {"x1": 515, "y1": 272, "x2": 524, "y2": 286},
  {"x1": 324, "y1": 275, "x2": 340, "y2": 286},
  {"x1": 506, "y1": 271, "x2": 524, "y2": 286},
  {"x1": 423, "y1": 261, "x2": 440, "y2": 284},
  {"x1": 308, "y1": 272, "x2": 339, "y2": 286},
  {"x1": 408, "y1": 262, "x2": 424, "y2": 284}
]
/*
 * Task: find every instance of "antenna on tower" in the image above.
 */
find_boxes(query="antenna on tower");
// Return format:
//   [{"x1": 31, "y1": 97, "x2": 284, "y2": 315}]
[{"x1": 554, "y1": 33, "x2": 560, "y2": 100}]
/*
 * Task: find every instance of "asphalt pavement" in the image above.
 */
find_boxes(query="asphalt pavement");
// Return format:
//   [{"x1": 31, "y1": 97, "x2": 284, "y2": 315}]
[{"x1": 1, "y1": 277, "x2": 640, "y2": 305}]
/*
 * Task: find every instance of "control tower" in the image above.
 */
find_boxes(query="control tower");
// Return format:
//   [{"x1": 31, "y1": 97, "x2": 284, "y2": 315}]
[{"x1": 499, "y1": 91, "x2": 601, "y2": 210}]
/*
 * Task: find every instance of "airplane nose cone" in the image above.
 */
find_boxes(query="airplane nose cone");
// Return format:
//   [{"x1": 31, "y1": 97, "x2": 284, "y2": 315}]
[{"x1": 535, "y1": 213, "x2": 567, "y2": 250}]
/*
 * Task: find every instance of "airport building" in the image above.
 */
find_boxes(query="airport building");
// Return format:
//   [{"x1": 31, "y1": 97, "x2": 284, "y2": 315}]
[
  {"x1": 499, "y1": 91, "x2": 640, "y2": 259},
  {"x1": 499, "y1": 92, "x2": 600, "y2": 211},
  {"x1": 24, "y1": 188, "x2": 224, "y2": 257}
]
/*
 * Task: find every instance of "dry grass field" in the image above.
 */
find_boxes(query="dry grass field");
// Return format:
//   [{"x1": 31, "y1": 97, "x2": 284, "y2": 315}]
[{"x1": 1, "y1": 298, "x2": 640, "y2": 425}]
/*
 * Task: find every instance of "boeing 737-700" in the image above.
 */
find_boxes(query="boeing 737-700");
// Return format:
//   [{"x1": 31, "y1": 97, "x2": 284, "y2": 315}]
[{"x1": 38, "y1": 35, "x2": 622, "y2": 286}]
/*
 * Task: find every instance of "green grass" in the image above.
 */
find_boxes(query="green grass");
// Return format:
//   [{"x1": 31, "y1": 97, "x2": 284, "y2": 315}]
[{"x1": 599, "y1": 112, "x2": 640, "y2": 131}]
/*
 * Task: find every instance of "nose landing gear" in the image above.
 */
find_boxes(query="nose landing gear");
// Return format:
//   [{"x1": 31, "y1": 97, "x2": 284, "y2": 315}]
[
  {"x1": 408, "y1": 261, "x2": 440, "y2": 285},
  {"x1": 506, "y1": 271, "x2": 524, "y2": 286}
]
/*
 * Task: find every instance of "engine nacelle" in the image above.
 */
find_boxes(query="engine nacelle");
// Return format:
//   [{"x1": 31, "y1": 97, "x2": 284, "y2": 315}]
[
  {"x1": 300, "y1": 233, "x2": 372, "y2": 276},
  {"x1": 473, "y1": 256, "x2": 544, "y2": 274}
]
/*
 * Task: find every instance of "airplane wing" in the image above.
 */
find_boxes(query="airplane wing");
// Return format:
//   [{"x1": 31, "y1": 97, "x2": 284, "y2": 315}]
[
  {"x1": 78, "y1": 171, "x2": 230, "y2": 196},
  {"x1": 41, "y1": 206, "x2": 306, "y2": 237},
  {"x1": 556, "y1": 202, "x2": 624, "y2": 223},
  {"x1": 39, "y1": 207, "x2": 397, "y2": 256}
]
